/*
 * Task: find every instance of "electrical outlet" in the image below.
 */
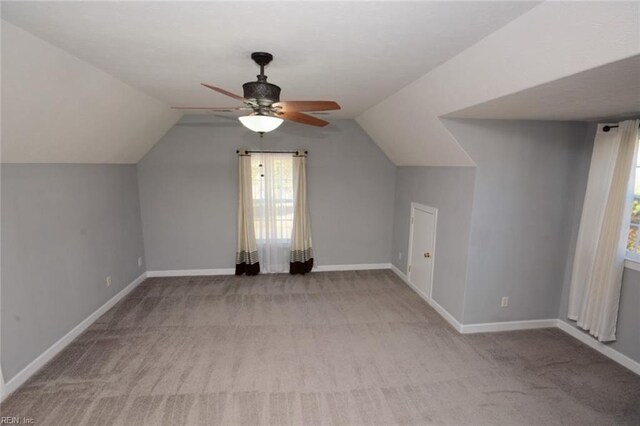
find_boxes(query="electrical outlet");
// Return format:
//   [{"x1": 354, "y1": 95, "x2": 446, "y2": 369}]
[
  {"x1": 501, "y1": 296, "x2": 509, "y2": 307},
  {"x1": 138, "y1": 257, "x2": 143, "y2": 267},
  {"x1": 106, "y1": 276, "x2": 112, "y2": 287},
  {"x1": 398, "y1": 252, "x2": 402, "y2": 260}
]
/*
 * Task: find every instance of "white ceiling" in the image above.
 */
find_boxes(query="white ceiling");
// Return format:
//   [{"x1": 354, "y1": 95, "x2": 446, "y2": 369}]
[
  {"x1": 357, "y1": 1, "x2": 640, "y2": 166},
  {"x1": 446, "y1": 54, "x2": 640, "y2": 122},
  {"x1": 2, "y1": 21, "x2": 181, "y2": 163},
  {"x1": 1, "y1": 1, "x2": 539, "y2": 119}
]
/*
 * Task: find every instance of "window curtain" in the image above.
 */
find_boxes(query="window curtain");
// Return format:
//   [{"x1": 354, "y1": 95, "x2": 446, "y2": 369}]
[
  {"x1": 252, "y1": 153, "x2": 293, "y2": 273},
  {"x1": 236, "y1": 151, "x2": 260, "y2": 275},
  {"x1": 568, "y1": 120, "x2": 639, "y2": 341},
  {"x1": 0, "y1": 361, "x2": 4, "y2": 400},
  {"x1": 290, "y1": 154, "x2": 314, "y2": 274}
]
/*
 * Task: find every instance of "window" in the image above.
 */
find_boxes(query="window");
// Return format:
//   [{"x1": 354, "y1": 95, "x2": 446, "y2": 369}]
[
  {"x1": 250, "y1": 153, "x2": 294, "y2": 272},
  {"x1": 251, "y1": 153, "x2": 294, "y2": 242},
  {"x1": 626, "y1": 139, "x2": 640, "y2": 260}
]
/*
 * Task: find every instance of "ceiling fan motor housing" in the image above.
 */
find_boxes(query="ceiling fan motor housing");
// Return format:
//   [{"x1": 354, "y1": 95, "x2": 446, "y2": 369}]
[
  {"x1": 242, "y1": 79, "x2": 281, "y2": 106},
  {"x1": 243, "y1": 52, "x2": 281, "y2": 107}
]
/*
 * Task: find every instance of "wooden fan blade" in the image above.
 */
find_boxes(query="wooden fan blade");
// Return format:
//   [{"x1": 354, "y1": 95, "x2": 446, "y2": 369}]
[
  {"x1": 201, "y1": 83, "x2": 246, "y2": 102},
  {"x1": 277, "y1": 111, "x2": 329, "y2": 127},
  {"x1": 272, "y1": 101, "x2": 340, "y2": 112},
  {"x1": 171, "y1": 106, "x2": 247, "y2": 111}
]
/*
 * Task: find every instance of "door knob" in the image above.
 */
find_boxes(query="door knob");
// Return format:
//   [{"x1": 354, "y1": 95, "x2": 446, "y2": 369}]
[{"x1": 424, "y1": 252, "x2": 431, "y2": 258}]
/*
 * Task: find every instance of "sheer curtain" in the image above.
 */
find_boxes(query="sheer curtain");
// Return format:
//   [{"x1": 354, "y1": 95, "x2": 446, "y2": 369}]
[
  {"x1": 568, "y1": 120, "x2": 639, "y2": 341},
  {"x1": 251, "y1": 153, "x2": 294, "y2": 273}
]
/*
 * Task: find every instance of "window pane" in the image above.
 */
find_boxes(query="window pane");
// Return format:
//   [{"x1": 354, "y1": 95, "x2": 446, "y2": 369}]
[
  {"x1": 627, "y1": 143, "x2": 640, "y2": 257},
  {"x1": 251, "y1": 154, "x2": 294, "y2": 242}
]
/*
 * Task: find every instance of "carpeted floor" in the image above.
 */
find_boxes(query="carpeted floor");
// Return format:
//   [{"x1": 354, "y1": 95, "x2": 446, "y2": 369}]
[{"x1": 2, "y1": 270, "x2": 639, "y2": 425}]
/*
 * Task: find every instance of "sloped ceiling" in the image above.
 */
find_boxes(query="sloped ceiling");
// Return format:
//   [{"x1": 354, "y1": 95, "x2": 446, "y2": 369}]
[
  {"x1": 1, "y1": 1, "x2": 539, "y2": 120},
  {"x1": 3, "y1": 2, "x2": 638, "y2": 166},
  {"x1": 356, "y1": 1, "x2": 640, "y2": 166},
  {"x1": 2, "y1": 1, "x2": 537, "y2": 123},
  {"x1": 1, "y1": 21, "x2": 182, "y2": 163},
  {"x1": 446, "y1": 54, "x2": 640, "y2": 122}
]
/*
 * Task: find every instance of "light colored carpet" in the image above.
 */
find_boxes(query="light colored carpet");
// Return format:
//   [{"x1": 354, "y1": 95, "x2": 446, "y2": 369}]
[{"x1": 2, "y1": 270, "x2": 639, "y2": 425}]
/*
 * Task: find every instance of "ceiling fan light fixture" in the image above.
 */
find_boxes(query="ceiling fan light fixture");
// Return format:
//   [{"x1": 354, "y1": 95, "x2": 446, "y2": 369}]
[{"x1": 238, "y1": 114, "x2": 283, "y2": 134}]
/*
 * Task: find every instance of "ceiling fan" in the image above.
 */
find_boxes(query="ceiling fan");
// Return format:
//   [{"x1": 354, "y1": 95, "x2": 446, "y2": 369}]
[{"x1": 172, "y1": 52, "x2": 341, "y2": 136}]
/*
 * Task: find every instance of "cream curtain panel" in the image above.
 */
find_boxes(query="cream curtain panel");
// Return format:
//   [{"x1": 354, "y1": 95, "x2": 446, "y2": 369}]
[
  {"x1": 568, "y1": 120, "x2": 639, "y2": 342},
  {"x1": 290, "y1": 154, "x2": 314, "y2": 274},
  {"x1": 0, "y1": 360, "x2": 4, "y2": 399},
  {"x1": 235, "y1": 151, "x2": 260, "y2": 275}
]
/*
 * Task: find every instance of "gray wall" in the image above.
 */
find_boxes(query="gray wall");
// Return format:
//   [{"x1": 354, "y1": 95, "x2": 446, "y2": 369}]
[
  {"x1": 392, "y1": 167, "x2": 476, "y2": 321},
  {"x1": 1, "y1": 164, "x2": 146, "y2": 381},
  {"x1": 443, "y1": 119, "x2": 592, "y2": 324},
  {"x1": 137, "y1": 116, "x2": 396, "y2": 271},
  {"x1": 557, "y1": 123, "x2": 598, "y2": 319}
]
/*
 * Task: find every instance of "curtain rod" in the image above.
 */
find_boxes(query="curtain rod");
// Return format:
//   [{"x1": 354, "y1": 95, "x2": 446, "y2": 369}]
[
  {"x1": 603, "y1": 124, "x2": 640, "y2": 132},
  {"x1": 236, "y1": 149, "x2": 308, "y2": 155}
]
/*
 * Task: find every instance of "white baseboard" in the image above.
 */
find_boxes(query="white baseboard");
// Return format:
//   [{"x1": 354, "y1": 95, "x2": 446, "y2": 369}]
[
  {"x1": 389, "y1": 265, "x2": 639, "y2": 376},
  {"x1": 428, "y1": 297, "x2": 465, "y2": 333},
  {"x1": 146, "y1": 268, "x2": 235, "y2": 277},
  {"x1": 390, "y1": 265, "x2": 463, "y2": 332},
  {"x1": 556, "y1": 320, "x2": 640, "y2": 376},
  {"x1": 1, "y1": 272, "x2": 148, "y2": 402},
  {"x1": 147, "y1": 263, "x2": 393, "y2": 277},
  {"x1": 460, "y1": 319, "x2": 557, "y2": 334},
  {"x1": 315, "y1": 263, "x2": 392, "y2": 272}
]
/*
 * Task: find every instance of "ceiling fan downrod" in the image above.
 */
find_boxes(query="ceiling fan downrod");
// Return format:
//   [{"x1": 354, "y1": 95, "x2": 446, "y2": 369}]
[
  {"x1": 251, "y1": 51, "x2": 272, "y2": 78},
  {"x1": 243, "y1": 52, "x2": 281, "y2": 106}
]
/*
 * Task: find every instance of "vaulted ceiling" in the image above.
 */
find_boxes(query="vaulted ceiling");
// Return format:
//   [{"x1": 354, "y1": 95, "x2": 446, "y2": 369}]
[
  {"x1": 1, "y1": 1, "x2": 538, "y2": 163},
  {"x1": 1, "y1": 21, "x2": 181, "y2": 164},
  {"x1": 446, "y1": 55, "x2": 640, "y2": 123},
  {"x1": 356, "y1": 1, "x2": 640, "y2": 166},
  {"x1": 2, "y1": 1, "x2": 639, "y2": 165},
  {"x1": 2, "y1": 1, "x2": 539, "y2": 118}
]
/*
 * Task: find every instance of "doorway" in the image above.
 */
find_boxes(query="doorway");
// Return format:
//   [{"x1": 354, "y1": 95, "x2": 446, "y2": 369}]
[{"x1": 407, "y1": 202, "x2": 437, "y2": 299}]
